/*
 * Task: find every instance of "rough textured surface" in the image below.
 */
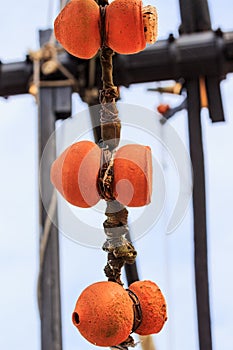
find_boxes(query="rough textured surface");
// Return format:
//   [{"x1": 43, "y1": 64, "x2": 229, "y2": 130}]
[
  {"x1": 129, "y1": 280, "x2": 167, "y2": 335},
  {"x1": 113, "y1": 144, "x2": 152, "y2": 207},
  {"x1": 142, "y1": 5, "x2": 158, "y2": 44},
  {"x1": 72, "y1": 281, "x2": 134, "y2": 346},
  {"x1": 105, "y1": 0, "x2": 146, "y2": 54},
  {"x1": 50, "y1": 141, "x2": 101, "y2": 207},
  {"x1": 54, "y1": 0, "x2": 101, "y2": 59}
]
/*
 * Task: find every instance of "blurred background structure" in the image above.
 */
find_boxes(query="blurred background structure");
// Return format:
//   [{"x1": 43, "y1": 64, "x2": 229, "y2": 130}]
[{"x1": 0, "y1": 1, "x2": 233, "y2": 350}]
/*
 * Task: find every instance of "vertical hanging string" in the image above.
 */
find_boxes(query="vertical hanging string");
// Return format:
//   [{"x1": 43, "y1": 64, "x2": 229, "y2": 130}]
[
  {"x1": 97, "y1": 1, "x2": 138, "y2": 348},
  {"x1": 98, "y1": 2, "x2": 137, "y2": 286}
]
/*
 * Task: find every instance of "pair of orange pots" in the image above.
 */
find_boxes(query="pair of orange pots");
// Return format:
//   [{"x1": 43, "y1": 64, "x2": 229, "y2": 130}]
[
  {"x1": 54, "y1": 0, "x2": 158, "y2": 59},
  {"x1": 50, "y1": 141, "x2": 152, "y2": 207},
  {"x1": 72, "y1": 280, "x2": 167, "y2": 346}
]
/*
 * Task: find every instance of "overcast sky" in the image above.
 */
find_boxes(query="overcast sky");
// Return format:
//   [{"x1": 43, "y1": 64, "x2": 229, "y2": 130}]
[{"x1": 0, "y1": 1, "x2": 233, "y2": 350}]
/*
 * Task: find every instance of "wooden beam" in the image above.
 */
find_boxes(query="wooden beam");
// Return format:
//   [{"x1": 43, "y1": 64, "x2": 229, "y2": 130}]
[
  {"x1": 1, "y1": 31, "x2": 233, "y2": 98},
  {"x1": 186, "y1": 79, "x2": 212, "y2": 350},
  {"x1": 179, "y1": 0, "x2": 211, "y2": 33},
  {"x1": 38, "y1": 86, "x2": 72, "y2": 350},
  {"x1": 178, "y1": 2, "x2": 214, "y2": 348}
]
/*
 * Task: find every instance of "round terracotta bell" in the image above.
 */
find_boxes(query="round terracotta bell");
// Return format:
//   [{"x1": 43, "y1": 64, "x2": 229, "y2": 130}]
[
  {"x1": 51, "y1": 142, "x2": 152, "y2": 208},
  {"x1": 54, "y1": 0, "x2": 158, "y2": 59},
  {"x1": 72, "y1": 281, "x2": 134, "y2": 346},
  {"x1": 113, "y1": 144, "x2": 152, "y2": 207},
  {"x1": 105, "y1": 0, "x2": 146, "y2": 54},
  {"x1": 54, "y1": 0, "x2": 101, "y2": 59},
  {"x1": 50, "y1": 141, "x2": 101, "y2": 208},
  {"x1": 105, "y1": 0, "x2": 158, "y2": 54},
  {"x1": 129, "y1": 280, "x2": 167, "y2": 335}
]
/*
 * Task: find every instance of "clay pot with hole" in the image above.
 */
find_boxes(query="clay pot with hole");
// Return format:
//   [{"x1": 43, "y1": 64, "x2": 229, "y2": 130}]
[
  {"x1": 72, "y1": 280, "x2": 167, "y2": 346},
  {"x1": 72, "y1": 281, "x2": 134, "y2": 346}
]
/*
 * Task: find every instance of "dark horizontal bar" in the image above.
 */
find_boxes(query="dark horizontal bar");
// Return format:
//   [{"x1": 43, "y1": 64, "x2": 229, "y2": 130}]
[
  {"x1": 1, "y1": 31, "x2": 233, "y2": 97},
  {"x1": 0, "y1": 59, "x2": 33, "y2": 96}
]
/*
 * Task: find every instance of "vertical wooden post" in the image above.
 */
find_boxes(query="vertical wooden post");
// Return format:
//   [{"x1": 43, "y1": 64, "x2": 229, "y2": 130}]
[
  {"x1": 179, "y1": 0, "x2": 211, "y2": 33},
  {"x1": 37, "y1": 30, "x2": 73, "y2": 350},
  {"x1": 178, "y1": 2, "x2": 214, "y2": 349},
  {"x1": 38, "y1": 87, "x2": 63, "y2": 350},
  {"x1": 186, "y1": 79, "x2": 212, "y2": 350}
]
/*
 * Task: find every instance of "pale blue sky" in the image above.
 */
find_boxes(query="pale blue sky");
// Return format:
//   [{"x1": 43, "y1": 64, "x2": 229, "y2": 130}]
[{"x1": 0, "y1": 1, "x2": 233, "y2": 350}]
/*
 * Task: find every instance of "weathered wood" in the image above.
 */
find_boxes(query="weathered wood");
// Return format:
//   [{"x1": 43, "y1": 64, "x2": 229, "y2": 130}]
[
  {"x1": 187, "y1": 79, "x2": 212, "y2": 350},
  {"x1": 179, "y1": 2, "x2": 213, "y2": 349},
  {"x1": 38, "y1": 87, "x2": 69, "y2": 350},
  {"x1": 179, "y1": 0, "x2": 211, "y2": 33}
]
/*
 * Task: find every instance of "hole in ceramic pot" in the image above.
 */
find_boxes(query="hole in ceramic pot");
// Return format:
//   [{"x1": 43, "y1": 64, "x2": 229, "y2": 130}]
[{"x1": 72, "y1": 312, "x2": 80, "y2": 325}]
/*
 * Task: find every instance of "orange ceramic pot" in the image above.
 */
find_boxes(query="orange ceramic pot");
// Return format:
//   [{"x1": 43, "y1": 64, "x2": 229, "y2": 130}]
[
  {"x1": 54, "y1": 0, "x2": 158, "y2": 58},
  {"x1": 105, "y1": 0, "x2": 146, "y2": 54},
  {"x1": 51, "y1": 142, "x2": 152, "y2": 208},
  {"x1": 50, "y1": 141, "x2": 101, "y2": 208},
  {"x1": 72, "y1": 281, "x2": 134, "y2": 346},
  {"x1": 129, "y1": 280, "x2": 167, "y2": 335},
  {"x1": 113, "y1": 144, "x2": 152, "y2": 207},
  {"x1": 54, "y1": 0, "x2": 101, "y2": 59}
]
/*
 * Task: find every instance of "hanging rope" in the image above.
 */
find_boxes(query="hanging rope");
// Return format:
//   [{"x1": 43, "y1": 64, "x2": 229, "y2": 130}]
[
  {"x1": 96, "y1": 1, "x2": 140, "y2": 349},
  {"x1": 98, "y1": 43, "x2": 137, "y2": 288}
]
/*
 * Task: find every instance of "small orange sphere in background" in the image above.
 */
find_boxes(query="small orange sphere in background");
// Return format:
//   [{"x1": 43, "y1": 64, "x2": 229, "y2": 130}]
[
  {"x1": 129, "y1": 280, "x2": 167, "y2": 335},
  {"x1": 157, "y1": 104, "x2": 170, "y2": 115},
  {"x1": 72, "y1": 281, "x2": 134, "y2": 346}
]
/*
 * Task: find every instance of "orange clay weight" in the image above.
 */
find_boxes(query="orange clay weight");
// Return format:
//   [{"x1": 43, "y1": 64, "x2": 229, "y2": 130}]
[
  {"x1": 105, "y1": 0, "x2": 158, "y2": 54},
  {"x1": 105, "y1": 0, "x2": 146, "y2": 54},
  {"x1": 51, "y1": 143, "x2": 152, "y2": 208},
  {"x1": 50, "y1": 141, "x2": 101, "y2": 208},
  {"x1": 54, "y1": 0, "x2": 158, "y2": 59},
  {"x1": 72, "y1": 280, "x2": 166, "y2": 346},
  {"x1": 113, "y1": 144, "x2": 152, "y2": 207},
  {"x1": 72, "y1": 281, "x2": 134, "y2": 346},
  {"x1": 129, "y1": 280, "x2": 167, "y2": 335},
  {"x1": 54, "y1": 0, "x2": 101, "y2": 59}
]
